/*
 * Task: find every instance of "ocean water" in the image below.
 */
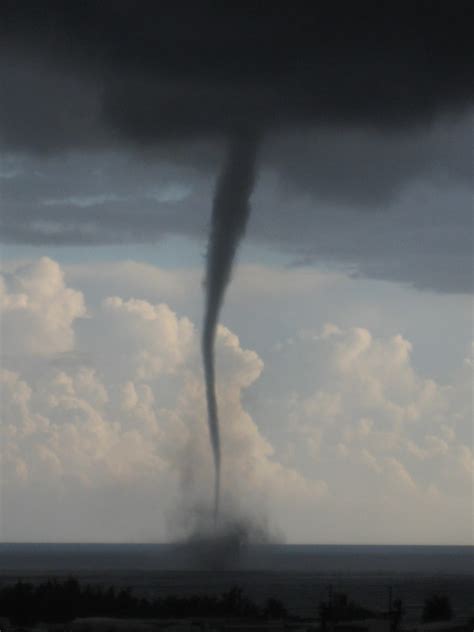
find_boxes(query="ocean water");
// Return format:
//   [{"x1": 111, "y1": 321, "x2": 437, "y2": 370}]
[{"x1": 0, "y1": 544, "x2": 472, "y2": 623}]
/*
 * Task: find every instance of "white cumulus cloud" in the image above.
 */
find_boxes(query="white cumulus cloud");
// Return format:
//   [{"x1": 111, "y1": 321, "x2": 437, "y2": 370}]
[
  {"x1": 0, "y1": 258, "x2": 471, "y2": 543},
  {"x1": 1, "y1": 258, "x2": 326, "y2": 542},
  {"x1": 0, "y1": 257, "x2": 85, "y2": 355}
]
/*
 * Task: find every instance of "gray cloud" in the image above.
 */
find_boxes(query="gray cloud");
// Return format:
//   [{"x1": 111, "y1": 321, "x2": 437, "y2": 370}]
[
  {"x1": 2, "y1": 3, "x2": 472, "y2": 145},
  {"x1": 0, "y1": 3, "x2": 472, "y2": 293},
  {"x1": 2, "y1": 129, "x2": 471, "y2": 293}
]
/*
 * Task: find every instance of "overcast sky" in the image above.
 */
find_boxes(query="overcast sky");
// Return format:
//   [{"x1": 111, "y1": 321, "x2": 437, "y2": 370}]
[{"x1": 0, "y1": 2, "x2": 472, "y2": 543}]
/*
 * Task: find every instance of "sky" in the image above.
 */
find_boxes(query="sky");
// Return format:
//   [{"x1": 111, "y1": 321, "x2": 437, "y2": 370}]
[{"x1": 0, "y1": 2, "x2": 473, "y2": 544}]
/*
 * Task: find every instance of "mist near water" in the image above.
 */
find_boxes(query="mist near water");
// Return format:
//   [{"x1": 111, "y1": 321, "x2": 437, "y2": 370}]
[{"x1": 177, "y1": 512, "x2": 279, "y2": 570}]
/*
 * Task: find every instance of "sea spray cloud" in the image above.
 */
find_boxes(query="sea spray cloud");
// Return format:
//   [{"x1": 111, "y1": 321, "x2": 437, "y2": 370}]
[{"x1": 169, "y1": 493, "x2": 281, "y2": 569}]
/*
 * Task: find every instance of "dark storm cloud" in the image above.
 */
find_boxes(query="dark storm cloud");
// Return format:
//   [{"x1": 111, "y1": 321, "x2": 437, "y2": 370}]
[
  {"x1": 0, "y1": 135, "x2": 472, "y2": 293},
  {"x1": 265, "y1": 118, "x2": 473, "y2": 207},
  {"x1": 1, "y1": 1, "x2": 473, "y2": 149},
  {"x1": 0, "y1": 56, "x2": 104, "y2": 153},
  {"x1": 0, "y1": 2, "x2": 472, "y2": 292}
]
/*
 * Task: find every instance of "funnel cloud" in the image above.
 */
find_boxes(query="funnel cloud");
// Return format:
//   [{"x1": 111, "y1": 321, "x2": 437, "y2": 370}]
[{"x1": 202, "y1": 135, "x2": 259, "y2": 522}]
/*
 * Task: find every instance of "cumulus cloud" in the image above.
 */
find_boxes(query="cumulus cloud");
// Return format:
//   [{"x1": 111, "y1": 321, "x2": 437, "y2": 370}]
[
  {"x1": 261, "y1": 325, "x2": 472, "y2": 541},
  {"x1": 1, "y1": 258, "x2": 326, "y2": 542},
  {"x1": 0, "y1": 257, "x2": 85, "y2": 355},
  {"x1": 96, "y1": 296, "x2": 195, "y2": 380},
  {"x1": 0, "y1": 258, "x2": 471, "y2": 542}
]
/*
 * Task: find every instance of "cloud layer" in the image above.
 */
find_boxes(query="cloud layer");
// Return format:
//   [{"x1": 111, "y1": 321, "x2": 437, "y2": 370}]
[
  {"x1": 1, "y1": 258, "x2": 326, "y2": 541},
  {"x1": 2, "y1": 3, "x2": 472, "y2": 150},
  {"x1": 1, "y1": 258, "x2": 471, "y2": 542},
  {"x1": 1, "y1": 4, "x2": 472, "y2": 293}
]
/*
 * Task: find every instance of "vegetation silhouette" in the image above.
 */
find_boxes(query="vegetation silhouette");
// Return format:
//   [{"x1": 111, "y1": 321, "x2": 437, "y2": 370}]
[
  {"x1": 319, "y1": 592, "x2": 376, "y2": 630},
  {"x1": 318, "y1": 591, "x2": 405, "y2": 632},
  {"x1": 422, "y1": 594, "x2": 454, "y2": 623},
  {"x1": 0, "y1": 579, "x2": 287, "y2": 626}
]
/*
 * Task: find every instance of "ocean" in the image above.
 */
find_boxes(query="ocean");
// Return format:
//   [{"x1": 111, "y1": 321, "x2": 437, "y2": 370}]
[{"x1": 0, "y1": 544, "x2": 472, "y2": 623}]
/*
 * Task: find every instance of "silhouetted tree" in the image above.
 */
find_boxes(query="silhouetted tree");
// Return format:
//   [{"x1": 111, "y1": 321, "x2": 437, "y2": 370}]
[
  {"x1": 422, "y1": 594, "x2": 453, "y2": 622},
  {"x1": 0, "y1": 578, "x2": 288, "y2": 624},
  {"x1": 392, "y1": 597, "x2": 404, "y2": 631},
  {"x1": 319, "y1": 592, "x2": 374, "y2": 630},
  {"x1": 264, "y1": 597, "x2": 288, "y2": 619}
]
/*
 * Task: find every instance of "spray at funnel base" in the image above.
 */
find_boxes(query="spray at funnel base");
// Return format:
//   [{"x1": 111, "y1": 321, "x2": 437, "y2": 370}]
[{"x1": 202, "y1": 134, "x2": 259, "y2": 525}]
